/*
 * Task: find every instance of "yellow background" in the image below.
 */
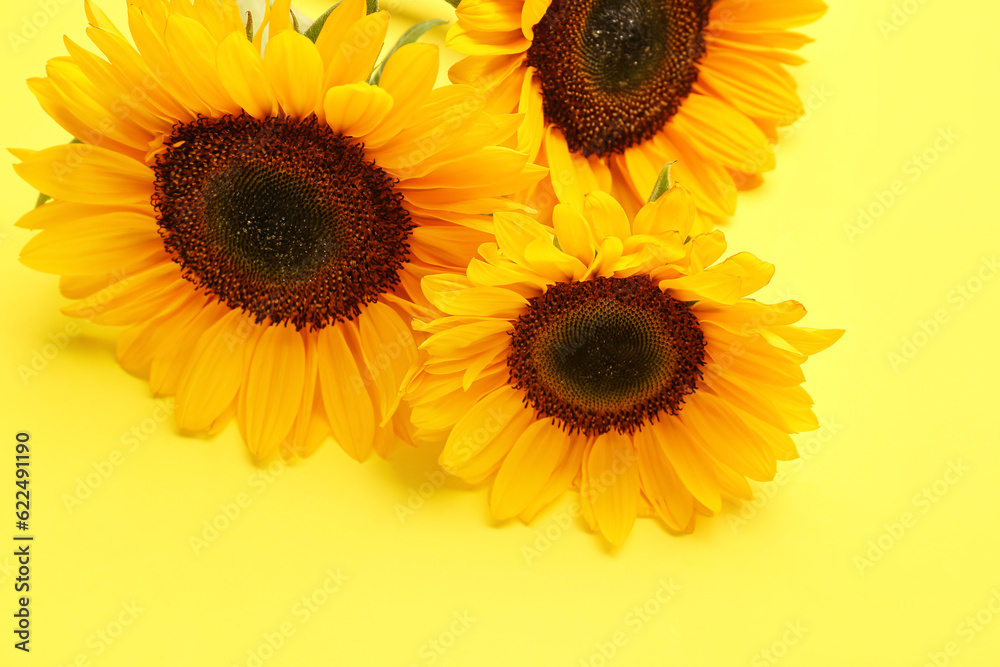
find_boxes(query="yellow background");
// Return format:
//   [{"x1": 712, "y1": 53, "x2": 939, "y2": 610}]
[{"x1": 2, "y1": 0, "x2": 999, "y2": 665}]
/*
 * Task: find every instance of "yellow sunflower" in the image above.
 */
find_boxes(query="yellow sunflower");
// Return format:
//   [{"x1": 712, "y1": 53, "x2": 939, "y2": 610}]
[
  {"x1": 407, "y1": 178, "x2": 842, "y2": 544},
  {"x1": 446, "y1": 0, "x2": 826, "y2": 223},
  {"x1": 12, "y1": 0, "x2": 543, "y2": 461}
]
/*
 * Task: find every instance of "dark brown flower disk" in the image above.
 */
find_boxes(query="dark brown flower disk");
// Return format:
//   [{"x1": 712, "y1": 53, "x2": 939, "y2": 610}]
[
  {"x1": 152, "y1": 113, "x2": 414, "y2": 331},
  {"x1": 507, "y1": 275, "x2": 706, "y2": 436},
  {"x1": 526, "y1": 0, "x2": 712, "y2": 156}
]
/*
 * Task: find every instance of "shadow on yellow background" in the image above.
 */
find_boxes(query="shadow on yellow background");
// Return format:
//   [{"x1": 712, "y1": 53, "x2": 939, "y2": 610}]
[{"x1": 1, "y1": 0, "x2": 998, "y2": 665}]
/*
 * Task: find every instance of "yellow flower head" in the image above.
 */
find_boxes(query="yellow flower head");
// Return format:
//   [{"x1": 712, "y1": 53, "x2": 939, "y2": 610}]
[
  {"x1": 447, "y1": 0, "x2": 827, "y2": 222},
  {"x1": 12, "y1": 0, "x2": 543, "y2": 461},
  {"x1": 408, "y1": 180, "x2": 843, "y2": 544}
]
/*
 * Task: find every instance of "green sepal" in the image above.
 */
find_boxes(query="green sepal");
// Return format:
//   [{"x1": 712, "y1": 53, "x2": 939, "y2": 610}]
[
  {"x1": 34, "y1": 137, "x2": 82, "y2": 208},
  {"x1": 303, "y1": 3, "x2": 340, "y2": 42},
  {"x1": 244, "y1": 11, "x2": 254, "y2": 41},
  {"x1": 648, "y1": 160, "x2": 677, "y2": 202},
  {"x1": 369, "y1": 18, "x2": 447, "y2": 85},
  {"x1": 443, "y1": 0, "x2": 461, "y2": 7}
]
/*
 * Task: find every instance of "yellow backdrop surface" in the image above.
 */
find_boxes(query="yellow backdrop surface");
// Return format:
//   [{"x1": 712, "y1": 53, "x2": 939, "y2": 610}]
[{"x1": 2, "y1": 1, "x2": 998, "y2": 665}]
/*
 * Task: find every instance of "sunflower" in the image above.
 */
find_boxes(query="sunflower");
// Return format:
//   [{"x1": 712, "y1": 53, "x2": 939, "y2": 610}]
[
  {"x1": 407, "y1": 178, "x2": 842, "y2": 544},
  {"x1": 446, "y1": 0, "x2": 826, "y2": 224},
  {"x1": 12, "y1": 0, "x2": 543, "y2": 461}
]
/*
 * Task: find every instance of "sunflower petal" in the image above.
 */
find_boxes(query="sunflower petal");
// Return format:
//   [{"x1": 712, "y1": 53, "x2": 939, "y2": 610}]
[
  {"x1": 490, "y1": 419, "x2": 570, "y2": 520},
  {"x1": 164, "y1": 14, "x2": 237, "y2": 114},
  {"x1": 582, "y1": 432, "x2": 640, "y2": 546},
  {"x1": 240, "y1": 323, "x2": 306, "y2": 459},
  {"x1": 323, "y1": 11, "x2": 390, "y2": 87},
  {"x1": 679, "y1": 392, "x2": 777, "y2": 481},
  {"x1": 265, "y1": 29, "x2": 324, "y2": 117},
  {"x1": 317, "y1": 323, "x2": 375, "y2": 461},
  {"x1": 634, "y1": 428, "x2": 695, "y2": 532},
  {"x1": 356, "y1": 301, "x2": 417, "y2": 425},
  {"x1": 175, "y1": 310, "x2": 255, "y2": 433},
  {"x1": 322, "y1": 82, "x2": 394, "y2": 137},
  {"x1": 216, "y1": 32, "x2": 277, "y2": 117},
  {"x1": 440, "y1": 385, "x2": 530, "y2": 481},
  {"x1": 653, "y1": 417, "x2": 722, "y2": 513},
  {"x1": 11, "y1": 145, "x2": 152, "y2": 205}
]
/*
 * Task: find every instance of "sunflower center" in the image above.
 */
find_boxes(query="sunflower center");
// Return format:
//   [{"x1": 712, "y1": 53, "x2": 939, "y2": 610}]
[
  {"x1": 584, "y1": 0, "x2": 667, "y2": 92},
  {"x1": 152, "y1": 113, "x2": 413, "y2": 330},
  {"x1": 507, "y1": 276, "x2": 706, "y2": 435},
  {"x1": 526, "y1": 0, "x2": 712, "y2": 157},
  {"x1": 203, "y1": 161, "x2": 340, "y2": 282}
]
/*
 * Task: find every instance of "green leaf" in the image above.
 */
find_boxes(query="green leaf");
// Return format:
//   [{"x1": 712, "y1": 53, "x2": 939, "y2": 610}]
[
  {"x1": 369, "y1": 18, "x2": 447, "y2": 85},
  {"x1": 648, "y1": 160, "x2": 676, "y2": 202},
  {"x1": 303, "y1": 3, "x2": 340, "y2": 42},
  {"x1": 366, "y1": 0, "x2": 379, "y2": 14},
  {"x1": 34, "y1": 138, "x2": 82, "y2": 208}
]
